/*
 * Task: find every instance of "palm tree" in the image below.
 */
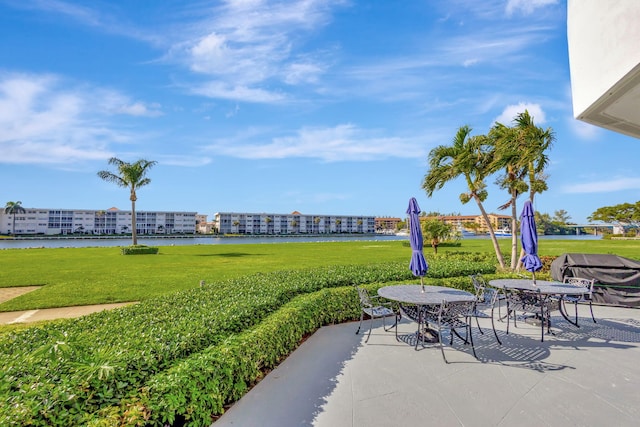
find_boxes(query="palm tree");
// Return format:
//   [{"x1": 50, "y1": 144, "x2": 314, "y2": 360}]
[
  {"x1": 422, "y1": 125, "x2": 506, "y2": 269},
  {"x1": 421, "y1": 218, "x2": 452, "y2": 255},
  {"x1": 97, "y1": 157, "x2": 157, "y2": 246},
  {"x1": 490, "y1": 110, "x2": 554, "y2": 269},
  {"x1": 4, "y1": 201, "x2": 26, "y2": 235}
]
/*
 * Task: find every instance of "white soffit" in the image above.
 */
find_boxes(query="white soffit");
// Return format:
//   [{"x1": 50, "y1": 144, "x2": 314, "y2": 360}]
[{"x1": 577, "y1": 64, "x2": 640, "y2": 140}]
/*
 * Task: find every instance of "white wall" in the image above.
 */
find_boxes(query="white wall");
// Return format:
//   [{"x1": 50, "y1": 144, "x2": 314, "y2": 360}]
[{"x1": 568, "y1": 0, "x2": 640, "y2": 120}]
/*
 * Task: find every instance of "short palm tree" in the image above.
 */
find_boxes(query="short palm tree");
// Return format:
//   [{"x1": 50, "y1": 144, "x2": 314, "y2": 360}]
[
  {"x1": 4, "y1": 201, "x2": 26, "y2": 235},
  {"x1": 97, "y1": 157, "x2": 157, "y2": 246}
]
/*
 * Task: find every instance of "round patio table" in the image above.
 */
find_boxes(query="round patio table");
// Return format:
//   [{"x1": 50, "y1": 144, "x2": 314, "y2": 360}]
[
  {"x1": 378, "y1": 285, "x2": 475, "y2": 348},
  {"x1": 488, "y1": 279, "x2": 590, "y2": 343},
  {"x1": 378, "y1": 284, "x2": 475, "y2": 305},
  {"x1": 488, "y1": 279, "x2": 589, "y2": 296}
]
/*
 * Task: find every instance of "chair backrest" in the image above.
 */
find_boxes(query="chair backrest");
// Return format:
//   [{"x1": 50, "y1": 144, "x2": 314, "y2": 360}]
[
  {"x1": 563, "y1": 277, "x2": 595, "y2": 295},
  {"x1": 506, "y1": 288, "x2": 544, "y2": 313},
  {"x1": 470, "y1": 274, "x2": 493, "y2": 304},
  {"x1": 438, "y1": 299, "x2": 475, "y2": 325},
  {"x1": 355, "y1": 286, "x2": 373, "y2": 307}
]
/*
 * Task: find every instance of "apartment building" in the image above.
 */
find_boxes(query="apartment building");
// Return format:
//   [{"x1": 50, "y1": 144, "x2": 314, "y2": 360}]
[
  {"x1": 0, "y1": 207, "x2": 197, "y2": 236},
  {"x1": 423, "y1": 213, "x2": 511, "y2": 234},
  {"x1": 214, "y1": 211, "x2": 376, "y2": 234},
  {"x1": 375, "y1": 217, "x2": 402, "y2": 232}
]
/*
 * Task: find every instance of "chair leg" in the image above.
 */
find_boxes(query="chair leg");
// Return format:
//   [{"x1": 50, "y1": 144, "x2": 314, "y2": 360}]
[
  {"x1": 438, "y1": 323, "x2": 448, "y2": 364},
  {"x1": 589, "y1": 301, "x2": 596, "y2": 323},
  {"x1": 383, "y1": 313, "x2": 398, "y2": 332},
  {"x1": 365, "y1": 315, "x2": 374, "y2": 343},
  {"x1": 356, "y1": 311, "x2": 364, "y2": 335},
  {"x1": 467, "y1": 323, "x2": 477, "y2": 359},
  {"x1": 574, "y1": 301, "x2": 579, "y2": 327},
  {"x1": 474, "y1": 315, "x2": 485, "y2": 335},
  {"x1": 491, "y1": 305, "x2": 502, "y2": 345}
]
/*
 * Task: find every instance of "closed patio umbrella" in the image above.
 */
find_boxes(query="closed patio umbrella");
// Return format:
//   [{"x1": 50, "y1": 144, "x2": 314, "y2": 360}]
[
  {"x1": 407, "y1": 197, "x2": 429, "y2": 292},
  {"x1": 520, "y1": 200, "x2": 542, "y2": 284}
]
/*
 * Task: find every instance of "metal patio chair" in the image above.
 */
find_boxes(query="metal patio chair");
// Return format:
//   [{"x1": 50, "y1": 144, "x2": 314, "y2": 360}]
[
  {"x1": 398, "y1": 303, "x2": 440, "y2": 350},
  {"x1": 355, "y1": 286, "x2": 398, "y2": 343},
  {"x1": 429, "y1": 299, "x2": 478, "y2": 363},
  {"x1": 561, "y1": 277, "x2": 597, "y2": 326},
  {"x1": 504, "y1": 288, "x2": 559, "y2": 342},
  {"x1": 469, "y1": 274, "x2": 504, "y2": 328}
]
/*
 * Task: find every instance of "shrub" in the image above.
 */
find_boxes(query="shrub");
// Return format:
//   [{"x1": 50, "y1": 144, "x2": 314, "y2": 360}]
[
  {"x1": 0, "y1": 256, "x2": 497, "y2": 426},
  {"x1": 121, "y1": 245, "x2": 159, "y2": 255}
]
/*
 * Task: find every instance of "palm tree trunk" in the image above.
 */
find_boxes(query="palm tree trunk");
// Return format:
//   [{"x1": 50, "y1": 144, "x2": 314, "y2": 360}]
[
  {"x1": 474, "y1": 195, "x2": 506, "y2": 269},
  {"x1": 510, "y1": 190, "x2": 518, "y2": 270},
  {"x1": 130, "y1": 192, "x2": 138, "y2": 246},
  {"x1": 12, "y1": 214, "x2": 16, "y2": 235}
]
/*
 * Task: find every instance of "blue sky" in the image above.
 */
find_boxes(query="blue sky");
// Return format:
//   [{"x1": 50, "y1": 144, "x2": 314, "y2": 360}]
[{"x1": 1, "y1": 0, "x2": 638, "y2": 224}]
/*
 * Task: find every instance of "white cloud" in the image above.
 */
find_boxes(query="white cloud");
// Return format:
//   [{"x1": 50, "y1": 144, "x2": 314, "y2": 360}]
[
  {"x1": 562, "y1": 178, "x2": 640, "y2": 194},
  {"x1": 166, "y1": 0, "x2": 345, "y2": 103},
  {"x1": 0, "y1": 72, "x2": 159, "y2": 164},
  {"x1": 155, "y1": 154, "x2": 212, "y2": 167},
  {"x1": 494, "y1": 102, "x2": 546, "y2": 125},
  {"x1": 191, "y1": 81, "x2": 286, "y2": 103},
  {"x1": 205, "y1": 124, "x2": 427, "y2": 162},
  {"x1": 505, "y1": 0, "x2": 558, "y2": 16}
]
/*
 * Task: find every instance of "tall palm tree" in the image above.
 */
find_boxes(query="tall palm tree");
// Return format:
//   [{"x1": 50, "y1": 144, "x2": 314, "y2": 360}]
[
  {"x1": 490, "y1": 110, "x2": 554, "y2": 269},
  {"x1": 4, "y1": 201, "x2": 26, "y2": 235},
  {"x1": 97, "y1": 157, "x2": 157, "y2": 246},
  {"x1": 422, "y1": 125, "x2": 506, "y2": 269}
]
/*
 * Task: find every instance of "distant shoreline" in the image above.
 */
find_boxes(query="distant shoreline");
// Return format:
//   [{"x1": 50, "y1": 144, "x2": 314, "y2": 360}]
[{"x1": 4, "y1": 232, "x2": 380, "y2": 241}]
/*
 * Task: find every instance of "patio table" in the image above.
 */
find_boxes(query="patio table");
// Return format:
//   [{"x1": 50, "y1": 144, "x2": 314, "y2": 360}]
[
  {"x1": 488, "y1": 279, "x2": 590, "y2": 343},
  {"x1": 378, "y1": 285, "x2": 475, "y2": 348}
]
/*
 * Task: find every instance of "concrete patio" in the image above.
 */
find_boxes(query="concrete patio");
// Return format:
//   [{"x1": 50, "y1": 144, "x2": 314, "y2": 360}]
[{"x1": 214, "y1": 303, "x2": 640, "y2": 427}]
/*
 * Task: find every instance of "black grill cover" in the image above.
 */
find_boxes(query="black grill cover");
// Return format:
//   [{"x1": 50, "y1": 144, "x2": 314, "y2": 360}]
[{"x1": 550, "y1": 253, "x2": 640, "y2": 307}]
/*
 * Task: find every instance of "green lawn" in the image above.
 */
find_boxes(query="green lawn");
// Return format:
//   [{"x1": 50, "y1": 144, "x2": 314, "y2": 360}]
[{"x1": 1, "y1": 238, "x2": 639, "y2": 311}]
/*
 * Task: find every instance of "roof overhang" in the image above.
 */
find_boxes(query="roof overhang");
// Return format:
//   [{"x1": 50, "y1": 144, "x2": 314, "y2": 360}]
[{"x1": 575, "y1": 64, "x2": 640, "y2": 139}]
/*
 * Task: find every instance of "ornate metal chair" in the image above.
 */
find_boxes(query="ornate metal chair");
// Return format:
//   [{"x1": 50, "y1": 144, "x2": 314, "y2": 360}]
[
  {"x1": 355, "y1": 286, "x2": 398, "y2": 343},
  {"x1": 398, "y1": 303, "x2": 440, "y2": 349},
  {"x1": 504, "y1": 288, "x2": 559, "y2": 342},
  {"x1": 470, "y1": 275, "x2": 502, "y2": 328},
  {"x1": 561, "y1": 277, "x2": 596, "y2": 326},
  {"x1": 429, "y1": 299, "x2": 478, "y2": 363}
]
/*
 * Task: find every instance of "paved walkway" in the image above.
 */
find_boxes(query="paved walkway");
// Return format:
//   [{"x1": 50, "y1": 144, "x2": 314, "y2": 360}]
[
  {"x1": 215, "y1": 303, "x2": 640, "y2": 427},
  {"x1": 0, "y1": 287, "x2": 135, "y2": 324}
]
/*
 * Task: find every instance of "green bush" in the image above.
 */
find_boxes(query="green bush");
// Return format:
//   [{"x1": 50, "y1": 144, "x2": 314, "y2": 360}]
[
  {"x1": 0, "y1": 255, "x2": 497, "y2": 426},
  {"x1": 121, "y1": 245, "x2": 159, "y2": 255}
]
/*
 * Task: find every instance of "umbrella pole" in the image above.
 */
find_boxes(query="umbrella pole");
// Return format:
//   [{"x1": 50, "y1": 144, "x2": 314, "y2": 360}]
[
  {"x1": 532, "y1": 272, "x2": 537, "y2": 285},
  {"x1": 420, "y1": 276, "x2": 425, "y2": 293}
]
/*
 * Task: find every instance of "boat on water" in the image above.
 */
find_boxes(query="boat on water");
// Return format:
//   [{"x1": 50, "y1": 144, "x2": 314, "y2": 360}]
[{"x1": 494, "y1": 227, "x2": 512, "y2": 237}]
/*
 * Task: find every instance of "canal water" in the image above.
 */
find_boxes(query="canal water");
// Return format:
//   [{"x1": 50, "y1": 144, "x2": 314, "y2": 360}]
[{"x1": 0, "y1": 233, "x2": 601, "y2": 249}]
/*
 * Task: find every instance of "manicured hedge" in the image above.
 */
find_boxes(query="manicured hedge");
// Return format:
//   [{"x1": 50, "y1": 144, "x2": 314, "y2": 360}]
[
  {"x1": 121, "y1": 245, "x2": 159, "y2": 255},
  {"x1": 0, "y1": 254, "x2": 497, "y2": 426}
]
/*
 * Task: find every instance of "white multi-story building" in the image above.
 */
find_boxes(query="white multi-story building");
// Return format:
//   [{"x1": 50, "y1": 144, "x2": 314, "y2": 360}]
[
  {"x1": 0, "y1": 207, "x2": 197, "y2": 236},
  {"x1": 214, "y1": 211, "x2": 376, "y2": 235}
]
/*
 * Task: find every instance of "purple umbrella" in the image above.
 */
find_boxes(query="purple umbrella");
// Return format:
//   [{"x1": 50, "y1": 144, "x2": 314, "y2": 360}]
[
  {"x1": 407, "y1": 197, "x2": 429, "y2": 292},
  {"x1": 520, "y1": 200, "x2": 542, "y2": 284}
]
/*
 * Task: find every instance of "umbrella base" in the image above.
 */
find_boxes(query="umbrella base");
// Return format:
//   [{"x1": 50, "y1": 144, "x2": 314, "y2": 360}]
[{"x1": 418, "y1": 327, "x2": 439, "y2": 343}]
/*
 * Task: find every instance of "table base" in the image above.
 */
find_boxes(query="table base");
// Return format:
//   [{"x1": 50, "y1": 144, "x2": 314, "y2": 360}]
[{"x1": 418, "y1": 327, "x2": 439, "y2": 343}]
